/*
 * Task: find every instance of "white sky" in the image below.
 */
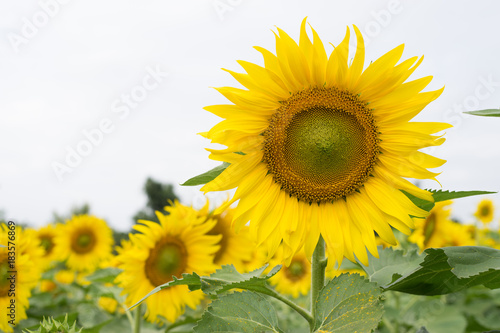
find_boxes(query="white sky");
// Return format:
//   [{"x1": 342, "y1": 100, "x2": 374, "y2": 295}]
[{"x1": 1, "y1": 0, "x2": 500, "y2": 231}]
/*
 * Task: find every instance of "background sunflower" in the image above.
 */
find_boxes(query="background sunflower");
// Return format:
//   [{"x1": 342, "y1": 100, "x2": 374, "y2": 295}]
[
  {"x1": 54, "y1": 215, "x2": 114, "y2": 273},
  {"x1": 115, "y1": 202, "x2": 220, "y2": 324}
]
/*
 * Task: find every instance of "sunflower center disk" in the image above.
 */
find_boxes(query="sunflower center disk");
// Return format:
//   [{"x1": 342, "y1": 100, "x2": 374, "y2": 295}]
[
  {"x1": 145, "y1": 236, "x2": 187, "y2": 287},
  {"x1": 284, "y1": 259, "x2": 307, "y2": 281},
  {"x1": 40, "y1": 236, "x2": 54, "y2": 254},
  {"x1": 264, "y1": 87, "x2": 379, "y2": 202},
  {"x1": 71, "y1": 230, "x2": 96, "y2": 254}
]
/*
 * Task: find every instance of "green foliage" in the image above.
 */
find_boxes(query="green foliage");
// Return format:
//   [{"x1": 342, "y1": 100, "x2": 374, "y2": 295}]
[
  {"x1": 358, "y1": 247, "x2": 422, "y2": 287},
  {"x1": 404, "y1": 190, "x2": 495, "y2": 212},
  {"x1": 133, "y1": 177, "x2": 179, "y2": 223},
  {"x1": 85, "y1": 268, "x2": 122, "y2": 284},
  {"x1": 361, "y1": 246, "x2": 500, "y2": 295},
  {"x1": 23, "y1": 314, "x2": 83, "y2": 333},
  {"x1": 313, "y1": 274, "x2": 383, "y2": 333},
  {"x1": 193, "y1": 291, "x2": 283, "y2": 333},
  {"x1": 130, "y1": 264, "x2": 281, "y2": 309},
  {"x1": 181, "y1": 162, "x2": 230, "y2": 186},
  {"x1": 464, "y1": 108, "x2": 500, "y2": 117}
]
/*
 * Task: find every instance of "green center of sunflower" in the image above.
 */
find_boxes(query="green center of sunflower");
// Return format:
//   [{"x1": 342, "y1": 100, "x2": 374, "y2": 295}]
[
  {"x1": 145, "y1": 236, "x2": 187, "y2": 287},
  {"x1": 283, "y1": 259, "x2": 307, "y2": 282},
  {"x1": 264, "y1": 87, "x2": 379, "y2": 202},
  {"x1": 207, "y1": 216, "x2": 229, "y2": 264},
  {"x1": 481, "y1": 206, "x2": 490, "y2": 217},
  {"x1": 40, "y1": 236, "x2": 54, "y2": 255},
  {"x1": 70, "y1": 229, "x2": 96, "y2": 254},
  {"x1": 0, "y1": 254, "x2": 11, "y2": 297}
]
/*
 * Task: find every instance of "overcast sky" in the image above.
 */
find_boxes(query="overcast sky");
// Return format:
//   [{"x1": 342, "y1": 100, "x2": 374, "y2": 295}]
[{"x1": 1, "y1": 0, "x2": 500, "y2": 231}]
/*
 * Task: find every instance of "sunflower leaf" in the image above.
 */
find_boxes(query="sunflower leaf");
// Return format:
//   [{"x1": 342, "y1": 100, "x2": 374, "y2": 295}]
[
  {"x1": 181, "y1": 162, "x2": 230, "y2": 186},
  {"x1": 200, "y1": 264, "x2": 282, "y2": 295},
  {"x1": 193, "y1": 291, "x2": 282, "y2": 333},
  {"x1": 85, "y1": 267, "x2": 123, "y2": 284},
  {"x1": 128, "y1": 272, "x2": 201, "y2": 309},
  {"x1": 385, "y1": 246, "x2": 500, "y2": 295},
  {"x1": 313, "y1": 273, "x2": 383, "y2": 333},
  {"x1": 404, "y1": 190, "x2": 495, "y2": 212},
  {"x1": 464, "y1": 109, "x2": 500, "y2": 117},
  {"x1": 358, "y1": 246, "x2": 423, "y2": 287}
]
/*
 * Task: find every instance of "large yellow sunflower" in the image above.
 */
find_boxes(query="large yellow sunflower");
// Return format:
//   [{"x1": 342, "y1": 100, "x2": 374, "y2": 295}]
[
  {"x1": 202, "y1": 19, "x2": 449, "y2": 268},
  {"x1": 0, "y1": 224, "x2": 41, "y2": 332},
  {"x1": 474, "y1": 199, "x2": 494, "y2": 224},
  {"x1": 115, "y1": 202, "x2": 220, "y2": 324},
  {"x1": 54, "y1": 215, "x2": 113, "y2": 273}
]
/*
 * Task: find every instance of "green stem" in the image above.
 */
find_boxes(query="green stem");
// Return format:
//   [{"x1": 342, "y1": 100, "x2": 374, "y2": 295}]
[
  {"x1": 122, "y1": 303, "x2": 135, "y2": 329},
  {"x1": 310, "y1": 235, "x2": 326, "y2": 332},
  {"x1": 393, "y1": 292, "x2": 400, "y2": 333},
  {"x1": 263, "y1": 287, "x2": 313, "y2": 327},
  {"x1": 133, "y1": 303, "x2": 142, "y2": 333}
]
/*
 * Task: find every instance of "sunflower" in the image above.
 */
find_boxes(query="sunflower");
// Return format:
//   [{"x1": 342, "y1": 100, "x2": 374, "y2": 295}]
[
  {"x1": 115, "y1": 202, "x2": 220, "y2": 324},
  {"x1": 0, "y1": 225, "x2": 41, "y2": 332},
  {"x1": 474, "y1": 199, "x2": 494, "y2": 224},
  {"x1": 199, "y1": 202, "x2": 254, "y2": 271},
  {"x1": 409, "y1": 201, "x2": 474, "y2": 249},
  {"x1": 54, "y1": 215, "x2": 113, "y2": 273},
  {"x1": 202, "y1": 19, "x2": 448, "y2": 267},
  {"x1": 36, "y1": 224, "x2": 61, "y2": 270},
  {"x1": 269, "y1": 246, "x2": 311, "y2": 298}
]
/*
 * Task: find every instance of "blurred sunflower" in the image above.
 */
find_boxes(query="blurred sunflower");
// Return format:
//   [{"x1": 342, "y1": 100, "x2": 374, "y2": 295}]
[
  {"x1": 409, "y1": 201, "x2": 473, "y2": 249},
  {"x1": 115, "y1": 202, "x2": 220, "y2": 324},
  {"x1": 474, "y1": 199, "x2": 494, "y2": 224},
  {"x1": 36, "y1": 224, "x2": 61, "y2": 270},
  {"x1": 199, "y1": 202, "x2": 254, "y2": 271},
  {"x1": 269, "y1": 246, "x2": 310, "y2": 298},
  {"x1": 0, "y1": 225, "x2": 41, "y2": 332},
  {"x1": 202, "y1": 18, "x2": 448, "y2": 267},
  {"x1": 55, "y1": 215, "x2": 113, "y2": 273}
]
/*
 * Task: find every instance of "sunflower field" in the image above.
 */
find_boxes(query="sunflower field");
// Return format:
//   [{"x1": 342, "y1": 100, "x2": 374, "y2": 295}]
[{"x1": 3, "y1": 11, "x2": 500, "y2": 333}]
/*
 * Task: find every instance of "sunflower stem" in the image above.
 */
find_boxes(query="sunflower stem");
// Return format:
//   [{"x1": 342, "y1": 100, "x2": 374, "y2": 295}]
[
  {"x1": 264, "y1": 287, "x2": 313, "y2": 327},
  {"x1": 133, "y1": 303, "x2": 142, "y2": 333},
  {"x1": 310, "y1": 235, "x2": 326, "y2": 331}
]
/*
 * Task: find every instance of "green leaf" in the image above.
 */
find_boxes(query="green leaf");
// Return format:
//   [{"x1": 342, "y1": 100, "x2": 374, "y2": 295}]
[
  {"x1": 129, "y1": 272, "x2": 201, "y2": 309},
  {"x1": 386, "y1": 246, "x2": 500, "y2": 295},
  {"x1": 415, "y1": 328, "x2": 430, "y2": 333},
  {"x1": 193, "y1": 291, "x2": 282, "y2": 333},
  {"x1": 85, "y1": 268, "x2": 122, "y2": 284},
  {"x1": 359, "y1": 247, "x2": 423, "y2": 287},
  {"x1": 404, "y1": 189, "x2": 495, "y2": 212},
  {"x1": 424, "y1": 306, "x2": 467, "y2": 333},
  {"x1": 77, "y1": 303, "x2": 111, "y2": 330},
  {"x1": 200, "y1": 264, "x2": 281, "y2": 295},
  {"x1": 313, "y1": 274, "x2": 383, "y2": 333},
  {"x1": 464, "y1": 109, "x2": 500, "y2": 117},
  {"x1": 181, "y1": 162, "x2": 230, "y2": 186},
  {"x1": 129, "y1": 264, "x2": 281, "y2": 309}
]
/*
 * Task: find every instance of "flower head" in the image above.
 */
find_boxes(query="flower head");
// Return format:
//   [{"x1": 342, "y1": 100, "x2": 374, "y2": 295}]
[
  {"x1": 116, "y1": 202, "x2": 220, "y2": 324},
  {"x1": 474, "y1": 199, "x2": 494, "y2": 224},
  {"x1": 55, "y1": 215, "x2": 114, "y2": 273},
  {"x1": 202, "y1": 19, "x2": 449, "y2": 267},
  {"x1": 0, "y1": 225, "x2": 41, "y2": 332}
]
